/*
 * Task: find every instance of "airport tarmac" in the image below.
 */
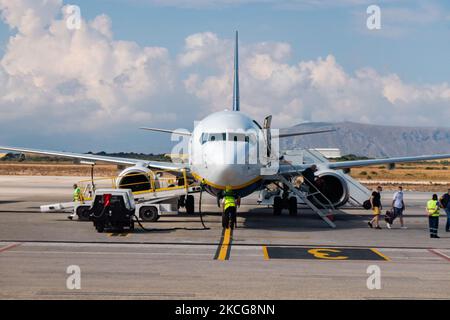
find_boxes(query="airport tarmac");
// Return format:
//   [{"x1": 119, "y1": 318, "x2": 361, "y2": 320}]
[{"x1": 0, "y1": 175, "x2": 450, "y2": 300}]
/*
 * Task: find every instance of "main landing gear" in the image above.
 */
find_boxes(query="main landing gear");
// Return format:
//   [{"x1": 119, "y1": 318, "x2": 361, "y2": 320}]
[
  {"x1": 273, "y1": 196, "x2": 297, "y2": 216},
  {"x1": 273, "y1": 183, "x2": 298, "y2": 216}
]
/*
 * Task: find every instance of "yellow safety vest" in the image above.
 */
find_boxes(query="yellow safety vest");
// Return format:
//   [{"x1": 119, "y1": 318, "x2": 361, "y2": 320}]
[
  {"x1": 73, "y1": 187, "x2": 83, "y2": 202},
  {"x1": 224, "y1": 195, "x2": 236, "y2": 211},
  {"x1": 426, "y1": 200, "x2": 440, "y2": 217}
]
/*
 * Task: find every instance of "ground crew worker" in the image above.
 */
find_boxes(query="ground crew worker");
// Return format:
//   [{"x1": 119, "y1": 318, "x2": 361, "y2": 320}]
[
  {"x1": 68, "y1": 184, "x2": 84, "y2": 220},
  {"x1": 426, "y1": 194, "x2": 441, "y2": 238},
  {"x1": 221, "y1": 186, "x2": 240, "y2": 229},
  {"x1": 73, "y1": 184, "x2": 84, "y2": 202}
]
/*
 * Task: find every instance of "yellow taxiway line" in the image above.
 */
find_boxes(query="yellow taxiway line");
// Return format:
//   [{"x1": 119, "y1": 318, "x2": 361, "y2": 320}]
[
  {"x1": 215, "y1": 228, "x2": 233, "y2": 261},
  {"x1": 370, "y1": 248, "x2": 391, "y2": 261},
  {"x1": 262, "y1": 246, "x2": 270, "y2": 260}
]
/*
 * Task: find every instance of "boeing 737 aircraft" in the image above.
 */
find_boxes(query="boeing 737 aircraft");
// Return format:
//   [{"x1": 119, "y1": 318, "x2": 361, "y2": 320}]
[{"x1": 2, "y1": 32, "x2": 450, "y2": 223}]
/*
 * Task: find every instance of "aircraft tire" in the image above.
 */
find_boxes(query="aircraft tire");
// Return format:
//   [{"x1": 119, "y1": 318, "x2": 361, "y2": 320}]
[
  {"x1": 96, "y1": 223, "x2": 104, "y2": 233},
  {"x1": 186, "y1": 195, "x2": 195, "y2": 214},
  {"x1": 273, "y1": 196, "x2": 282, "y2": 216},
  {"x1": 288, "y1": 197, "x2": 297, "y2": 216}
]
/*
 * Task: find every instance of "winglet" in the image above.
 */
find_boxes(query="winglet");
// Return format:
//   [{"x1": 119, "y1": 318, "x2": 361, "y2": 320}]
[{"x1": 232, "y1": 31, "x2": 240, "y2": 112}]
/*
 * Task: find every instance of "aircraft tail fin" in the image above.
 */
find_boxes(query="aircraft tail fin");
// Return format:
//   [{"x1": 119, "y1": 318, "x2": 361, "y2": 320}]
[{"x1": 232, "y1": 31, "x2": 240, "y2": 112}]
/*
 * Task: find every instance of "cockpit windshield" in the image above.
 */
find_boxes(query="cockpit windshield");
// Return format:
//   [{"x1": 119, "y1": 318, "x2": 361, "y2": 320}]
[
  {"x1": 200, "y1": 133, "x2": 226, "y2": 144},
  {"x1": 200, "y1": 132, "x2": 257, "y2": 145}
]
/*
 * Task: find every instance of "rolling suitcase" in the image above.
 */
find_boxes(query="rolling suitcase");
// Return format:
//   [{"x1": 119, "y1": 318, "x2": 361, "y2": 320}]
[{"x1": 385, "y1": 209, "x2": 395, "y2": 224}]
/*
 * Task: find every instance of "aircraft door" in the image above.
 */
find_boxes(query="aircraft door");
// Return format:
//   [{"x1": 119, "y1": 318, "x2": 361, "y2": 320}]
[{"x1": 263, "y1": 115, "x2": 272, "y2": 157}]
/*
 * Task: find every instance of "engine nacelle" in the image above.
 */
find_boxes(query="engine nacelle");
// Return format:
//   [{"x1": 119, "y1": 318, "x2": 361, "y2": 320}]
[
  {"x1": 116, "y1": 165, "x2": 159, "y2": 192},
  {"x1": 310, "y1": 170, "x2": 350, "y2": 208}
]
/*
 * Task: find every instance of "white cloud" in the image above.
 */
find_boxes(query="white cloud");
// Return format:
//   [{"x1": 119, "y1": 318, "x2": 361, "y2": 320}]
[
  {"x1": 0, "y1": 0, "x2": 175, "y2": 133},
  {"x1": 0, "y1": 0, "x2": 61, "y2": 35},
  {"x1": 177, "y1": 32, "x2": 227, "y2": 67},
  {"x1": 180, "y1": 32, "x2": 450, "y2": 128}
]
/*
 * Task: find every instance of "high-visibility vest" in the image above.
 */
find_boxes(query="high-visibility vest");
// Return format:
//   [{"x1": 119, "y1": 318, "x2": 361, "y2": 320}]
[
  {"x1": 73, "y1": 187, "x2": 83, "y2": 202},
  {"x1": 224, "y1": 195, "x2": 236, "y2": 211},
  {"x1": 426, "y1": 200, "x2": 440, "y2": 217}
]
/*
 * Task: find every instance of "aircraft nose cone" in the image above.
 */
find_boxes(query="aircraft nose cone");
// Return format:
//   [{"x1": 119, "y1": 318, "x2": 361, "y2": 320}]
[{"x1": 217, "y1": 166, "x2": 238, "y2": 185}]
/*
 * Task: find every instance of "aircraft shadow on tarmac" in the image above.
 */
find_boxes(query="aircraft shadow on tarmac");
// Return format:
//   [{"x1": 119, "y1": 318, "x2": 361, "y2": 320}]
[
  {"x1": 240, "y1": 207, "x2": 368, "y2": 232},
  {"x1": 152, "y1": 209, "x2": 369, "y2": 233},
  {"x1": 47, "y1": 208, "x2": 414, "y2": 235},
  {"x1": 0, "y1": 200, "x2": 24, "y2": 205}
]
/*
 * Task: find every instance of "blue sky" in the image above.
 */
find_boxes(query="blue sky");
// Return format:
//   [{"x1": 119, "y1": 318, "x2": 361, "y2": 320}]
[{"x1": 0, "y1": 0, "x2": 449, "y2": 152}]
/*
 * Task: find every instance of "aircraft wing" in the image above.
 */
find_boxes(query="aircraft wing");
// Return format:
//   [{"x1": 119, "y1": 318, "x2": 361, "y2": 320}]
[
  {"x1": 0, "y1": 145, "x2": 186, "y2": 171},
  {"x1": 278, "y1": 153, "x2": 450, "y2": 175},
  {"x1": 328, "y1": 153, "x2": 450, "y2": 170}
]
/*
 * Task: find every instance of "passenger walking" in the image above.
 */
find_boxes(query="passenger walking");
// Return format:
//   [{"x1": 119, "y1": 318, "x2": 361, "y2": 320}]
[
  {"x1": 389, "y1": 186, "x2": 407, "y2": 229},
  {"x1": 426, "y1": 194, "x2": 441, "y2": 239},
  {"x1": 439, "y1": 189, "x2": 450, "y2": 232},
  {"x1": 368, "y1": 186, "x2": 383, "y2": 229},
  {"x1": 302, "y1": 165, "x2": 318, "y2": 191}
]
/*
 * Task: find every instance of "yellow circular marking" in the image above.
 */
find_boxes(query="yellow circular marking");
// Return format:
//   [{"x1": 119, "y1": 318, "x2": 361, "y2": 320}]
[{"x1": 307, "y1": 248, "x2": 348, "y2": 260}]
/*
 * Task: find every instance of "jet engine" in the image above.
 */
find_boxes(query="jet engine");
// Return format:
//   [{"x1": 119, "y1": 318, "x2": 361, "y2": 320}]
[
  {"x1": 116, "y1": 165, "x2": 159, "y2": 193},
  {"x1": 310, "y1": 171, "x2": 350, "y2": 208}
]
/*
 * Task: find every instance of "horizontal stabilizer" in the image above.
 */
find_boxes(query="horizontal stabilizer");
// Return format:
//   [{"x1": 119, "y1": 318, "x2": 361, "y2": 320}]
[
  {"x1": 275, "y1": 129, "x2": 336, "y2": 138},
  {"x1": 140, "y1": 127, "x2": 191, "y2": 136}
]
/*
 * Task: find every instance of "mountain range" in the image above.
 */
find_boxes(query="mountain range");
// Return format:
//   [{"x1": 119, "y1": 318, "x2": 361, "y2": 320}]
[{"x1": 280, "y1": 122, "x2": 450, "y2": 158}]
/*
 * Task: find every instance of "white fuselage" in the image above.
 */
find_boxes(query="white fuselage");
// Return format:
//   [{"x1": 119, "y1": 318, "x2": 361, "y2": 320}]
[{"x1": 188, "y1": 110, "x2": 267, "y2": 197}]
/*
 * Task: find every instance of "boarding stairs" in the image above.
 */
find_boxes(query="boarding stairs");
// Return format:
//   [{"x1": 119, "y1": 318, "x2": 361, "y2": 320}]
[
  {"x1": 262, "y1": 170, "x2": 337, "y2": 228},
  {"x1": 280, "y1": 175, "x2": 336, "y2": 228},
  {"x1": 283, "y1": 148, "x2": 371, "y2": 207},
  {"x1": 261, "y1": 147, "x2": 371, "y2": 228}
]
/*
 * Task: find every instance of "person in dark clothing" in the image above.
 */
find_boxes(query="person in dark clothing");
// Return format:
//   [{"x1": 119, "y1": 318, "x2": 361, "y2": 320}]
[
  {"x1": 302, "y1": 165, "x2": 318, "y2": 190},
  {"x1": 440, "y1": 189, "x2": 450, "y2": 232},
  {"x1": 368, "y1": 186, "x2": 383, "y2": 229}
]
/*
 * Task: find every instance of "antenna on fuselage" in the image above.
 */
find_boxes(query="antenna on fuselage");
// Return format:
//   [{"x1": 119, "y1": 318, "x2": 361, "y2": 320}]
[{"x1": 232, "y1": 31, "x2": 240, "y2": 112}]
